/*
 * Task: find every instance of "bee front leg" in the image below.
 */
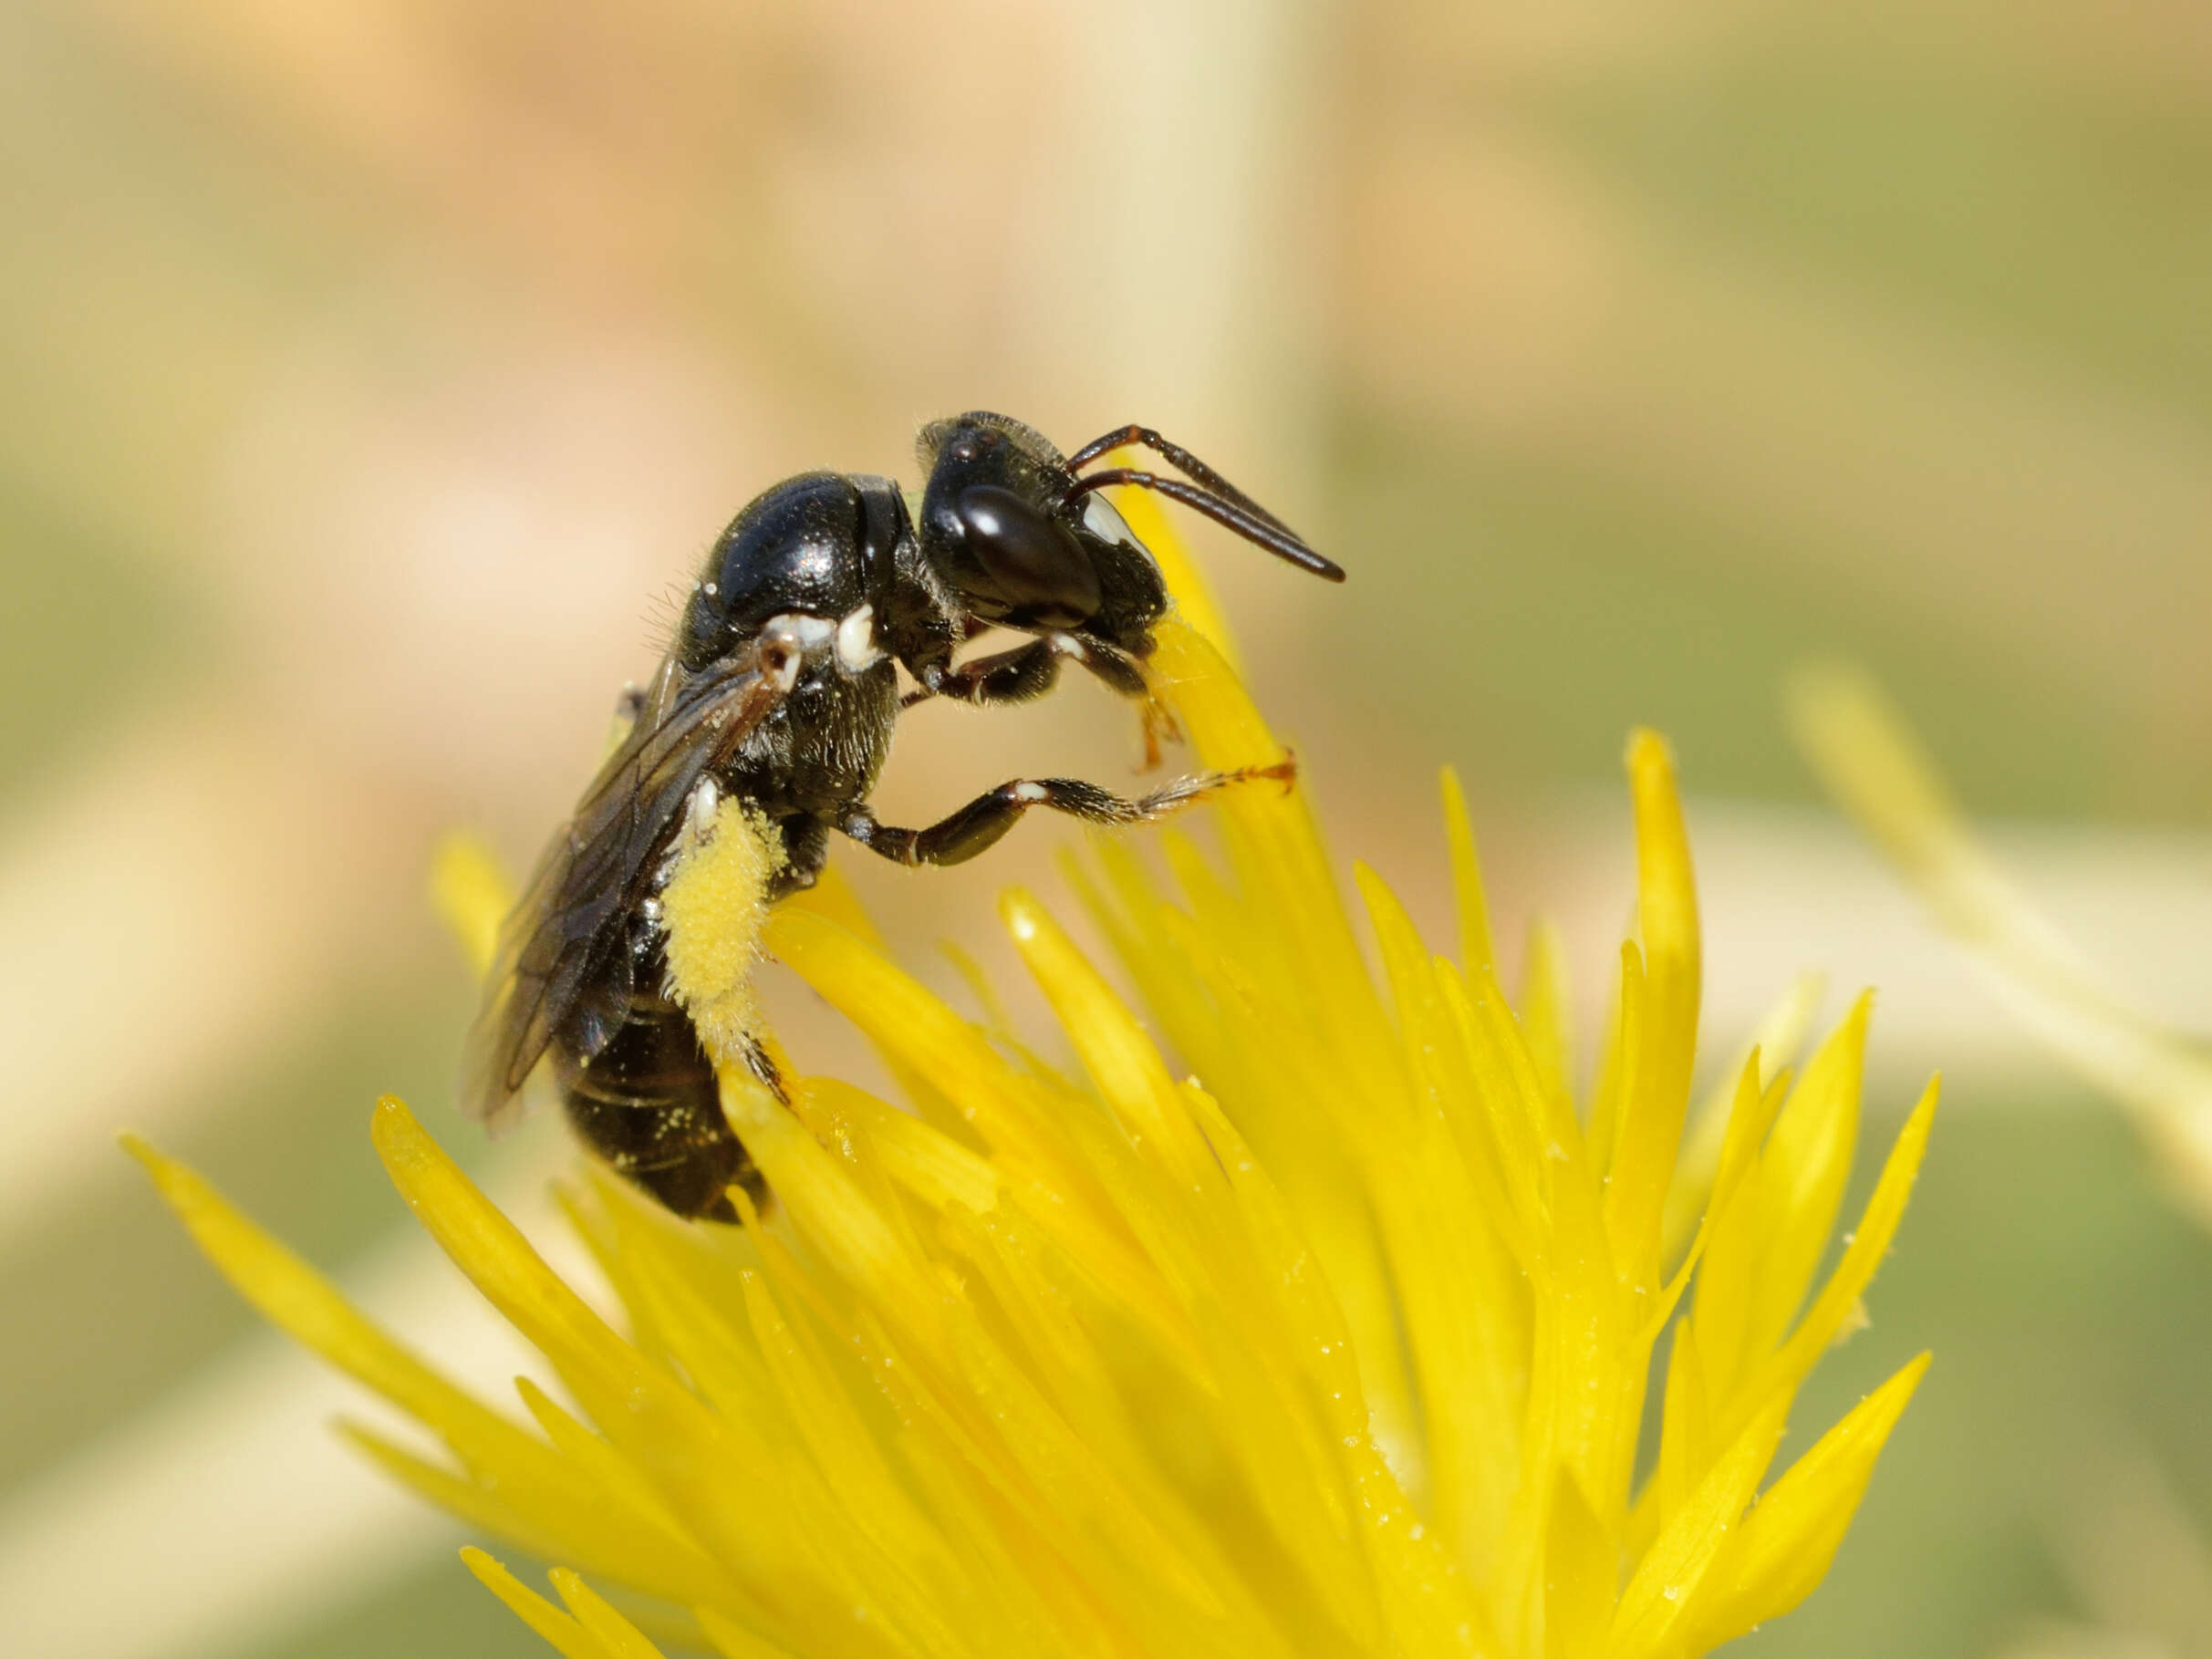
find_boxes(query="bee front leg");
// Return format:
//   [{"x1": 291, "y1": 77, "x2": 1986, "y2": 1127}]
[
  {"x1": 1046, "y1": 636, "x2": 1178, "y2": 768},
  {"x1": 902, "y1": 638, "x2": 1067, "y2": 710},
  {"x1": 1137, "y1": 695, "x2": 1181, "y2": 771},
  {"x1": 901, "y1": 632, "x2": 1178, "y2": 769}
]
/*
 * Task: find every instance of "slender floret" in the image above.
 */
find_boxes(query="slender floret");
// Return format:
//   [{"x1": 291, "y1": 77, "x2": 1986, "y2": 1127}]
[
  {"x1": 135, "y1": 513, "x2": 1934, "y2": 1658},
  {"x1": 1792, "y1": 663, "x2": 2212, "y2": 1227}
]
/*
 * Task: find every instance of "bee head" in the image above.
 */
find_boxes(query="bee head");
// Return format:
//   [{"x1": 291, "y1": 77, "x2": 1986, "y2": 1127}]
[{"x1": 916, "y1": 411, "x2": 1166, "y2": 652}]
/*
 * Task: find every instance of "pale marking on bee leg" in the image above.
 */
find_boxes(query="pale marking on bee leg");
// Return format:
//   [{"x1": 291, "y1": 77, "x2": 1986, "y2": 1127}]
[{"x1": 686, "y1": 776, "x2": 721, "y2": 839}]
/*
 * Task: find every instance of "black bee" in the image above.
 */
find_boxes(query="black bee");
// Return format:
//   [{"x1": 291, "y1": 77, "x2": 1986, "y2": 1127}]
[{"x1": 463, "y1": 412, "x2": 1342, "y2": 1220}]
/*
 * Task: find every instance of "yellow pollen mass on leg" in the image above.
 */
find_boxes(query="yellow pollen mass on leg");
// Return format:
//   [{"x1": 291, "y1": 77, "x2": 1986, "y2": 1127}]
[{"x1": 659, "y1": 795, "x2": 785, "y2": 1066}]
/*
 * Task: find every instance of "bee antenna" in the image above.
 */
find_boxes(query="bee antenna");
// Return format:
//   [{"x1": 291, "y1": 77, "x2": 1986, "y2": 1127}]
[
  {"x1": 1064, "y1": 468, "x2": 1345, "y2": 582},
  {"x1": 1064, "y1": 423, "x2": 1303, "y2": 538}
]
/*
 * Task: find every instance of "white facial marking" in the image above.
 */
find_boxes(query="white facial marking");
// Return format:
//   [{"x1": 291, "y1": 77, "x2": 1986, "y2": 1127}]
[
  {"x1": 1049, "y1": 631, "x2": 1088, "y2": 662},
  {"x1": 1081, "y1": 492, "x2": 1146, "y2": 552},
  {"x1": 1014, "y1": 782, "x2": 1049, "y2": 803},
  {"x1": 835, "y1": 604, "x2": 883, "y2": 672}
]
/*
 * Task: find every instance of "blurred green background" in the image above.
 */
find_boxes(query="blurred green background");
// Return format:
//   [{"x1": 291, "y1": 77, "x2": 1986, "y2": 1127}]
[{"x1": 4, "y1": 1, "x2": 2209, "y2": 1655}]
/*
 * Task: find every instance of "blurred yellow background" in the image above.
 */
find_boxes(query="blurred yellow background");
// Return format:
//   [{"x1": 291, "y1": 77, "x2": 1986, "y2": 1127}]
[{"x1": 4, "y1": 2, "x2": 2210, "y2": 1655}]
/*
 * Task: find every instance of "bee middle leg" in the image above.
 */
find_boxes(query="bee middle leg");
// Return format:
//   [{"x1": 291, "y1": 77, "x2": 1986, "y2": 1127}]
[{"x1": 838, "y1": 758, "x2": 1294, "y2": 867}]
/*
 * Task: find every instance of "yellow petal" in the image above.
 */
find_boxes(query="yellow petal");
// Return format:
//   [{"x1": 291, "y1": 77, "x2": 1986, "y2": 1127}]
[
  {"x1": 1649, "y1": 1321, "x2": 1711, "y2": 1536},
  {"x1": 368, "y1": 1098, "x2": 701, "y2": 1433},
  {"x1": 1106, "y1": 469, "x2": 1243, "y2": 674},
  {"x1": 1683, "y1": 1353, "x2": 1931, "y2": 1649},
  {"x1": 1745, "y1": 997, "x2": 1871, "y2": 1355},
  {"x1": 1766, "y1": 1078, "x2": 1938, "y2": 1389},
  {"x1": 1543, "y1": 1469, "x2": 1614, "y2": 1659},
  {"x1": 1516, "y1": 917, "x2": 1576, "y2": 1120},
  {"x1": 1646, "y1": 1060, "x2": 1787, "y2": 1347},
  {"x1": 431, "y1": 831, "x2": 515, "y2": 980},
  {"x1": 1000, "y1": 887, "x2": 1218, "y2": 1194},
  {"x1": 1601, "y1": 732, "x2": 1702, "y2": 1293},
  {"x1": 1659, "y1": 972, "x2": 1825, "y2": 1265},
  {"x1": 462, "y1": 1549, "x2": 628, "y2": 1659},
  {"x1": 1440, "y1": 765, "x2": 1498, "y2": 980},
  {"x1": 697, "y1": 1607, "x2": 802, "y2": 1659},
  {"x1": 1692, "y1": 998, "x2": 1870, "y2": 1405},
  {"x1": 1609, "y1": 1396, "x2": 1787, "y2": 1659},
  {"x1": 121, "y1": 1132, "x2": 592, "y2": 1508},
  {"x1": 551, "y1": 1568, "x2": 673, "y2": 1659}
]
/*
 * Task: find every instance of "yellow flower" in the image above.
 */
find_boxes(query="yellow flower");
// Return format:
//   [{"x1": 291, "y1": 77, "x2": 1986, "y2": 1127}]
[{"x1": 132, "y1": 514, "x2": 1934, "y2": 1658}]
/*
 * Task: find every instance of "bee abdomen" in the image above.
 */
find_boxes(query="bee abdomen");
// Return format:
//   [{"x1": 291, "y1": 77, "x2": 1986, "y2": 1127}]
[{"x1": 560, "y1": 988, "x2": 765, "y2": 1223}]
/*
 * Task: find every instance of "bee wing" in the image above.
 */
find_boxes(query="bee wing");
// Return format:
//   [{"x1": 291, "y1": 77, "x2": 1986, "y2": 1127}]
[{"x1": 460, "y1": 653, "x2": 787, "y2": 1131}]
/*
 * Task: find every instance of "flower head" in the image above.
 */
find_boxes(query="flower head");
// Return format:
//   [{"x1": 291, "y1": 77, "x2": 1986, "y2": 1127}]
[{"x1": 135, "y1": 515, "x2": 1933, "y2": 1658}]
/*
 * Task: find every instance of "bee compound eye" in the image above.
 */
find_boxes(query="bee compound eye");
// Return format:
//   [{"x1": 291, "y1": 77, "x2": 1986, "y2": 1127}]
[{"x1": 955, "y1": 484, "x2": 1101, "y2": 629}]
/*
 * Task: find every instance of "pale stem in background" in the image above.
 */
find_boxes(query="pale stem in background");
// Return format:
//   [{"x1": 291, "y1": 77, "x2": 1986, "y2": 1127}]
[{"x1": 1791, "y1": 663, "x2": 2212, "y2": 1227}]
